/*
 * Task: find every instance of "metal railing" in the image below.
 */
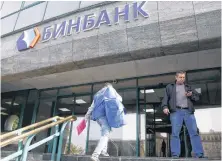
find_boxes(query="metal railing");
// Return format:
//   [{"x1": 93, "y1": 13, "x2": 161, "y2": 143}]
[
  {"x1": 128, "y1": 142, "x2": 136, "y2": 155},
  {"x1": 0, "y1": 115, "x2": 77, "y2": 161},
  {"x1": 109, "y1": 139, "x2": 119, "y2": 157}
]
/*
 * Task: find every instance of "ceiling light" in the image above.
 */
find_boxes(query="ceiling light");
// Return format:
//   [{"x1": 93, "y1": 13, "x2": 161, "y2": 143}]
[
  {"x1": 5, "y1": 102, "x2": 19, "y2": 105},
  {"x1": 0, "y1": 112, "x2": 8, "y2": 116},
  {"x1": 155, "y1": 119, "x2": 162, "y2": 122},
  {"x1": 140, "y1": 89, "x2": 155, "y2": 94},
  {"x1": 195, "y1": 88, "x2": 201, "y2": 94},
  {"x1": 59, "y1": 108, "x2": 71, "y2": 112},
  {"x1": 75, "y1": 99, "x2": 87, "y2": 104},
  {"x1": 160, "y1": 133, "x2": 167, "y2": 138},
  {"x1": 145, "y1": 109, "x2": 154, "y2": 113},
  {"x1": 0, "y1": 107, "x2": 7, "y2": 110}
]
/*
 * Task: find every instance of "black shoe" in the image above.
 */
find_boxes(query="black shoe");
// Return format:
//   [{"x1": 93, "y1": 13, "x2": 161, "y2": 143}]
[{"x1": 197, "y1": 156, "x2": 208, "y2": 159}]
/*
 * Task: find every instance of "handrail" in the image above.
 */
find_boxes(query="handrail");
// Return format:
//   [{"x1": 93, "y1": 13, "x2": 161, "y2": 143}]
[
  {"x1": 109, "y1": 139, "x2": 119, "y2": 156},
  {"x1": 0, "y1": 115, "x2": 76, "y2": 148},
  {"x1": 128, "y1": 142, "x2": 136, "y2": 154},
  {"x1": 0, "y1": 116, "x2": 61, "y2": 141},
  {"x1": 1, "y1": 115, "x2": 76, "y2": 161}
]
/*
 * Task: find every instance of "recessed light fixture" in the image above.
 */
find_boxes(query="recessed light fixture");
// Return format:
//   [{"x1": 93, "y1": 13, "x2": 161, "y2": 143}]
[
  {"x1": 140, "y1": 89, "x2": 155, "y2": 94},
  {"x1": 155, "y1": 119, "x2": 162, "y2": 122},
  {"x1": 74, "y1": 99, "x2": 87, "y2": 104},
  {"x1": 5, "y1": 102, "x2": 19, "y2": 105},
  {"x1": 0, "y1": 112, "x2": 8, "y2": 115},
  {"x1": 0, "y1": 107, "x2": 7, "y2": 110},
  {"x1": 59, "y1": 108, "x2": 71, "y2": 112},
  {"x1": 160, "y1": 133, "x2": 167, "y2": 138}
]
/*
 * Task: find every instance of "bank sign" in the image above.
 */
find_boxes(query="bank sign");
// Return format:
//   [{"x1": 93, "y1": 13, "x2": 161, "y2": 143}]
[{"x1": 17, "y1": 1, "x2": 148, "y2": 51}]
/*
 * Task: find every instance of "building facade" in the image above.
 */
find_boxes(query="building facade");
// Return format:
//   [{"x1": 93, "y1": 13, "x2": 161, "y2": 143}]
[{"x1": 1, "y1": 1, "x2": 221, "y2": 159}]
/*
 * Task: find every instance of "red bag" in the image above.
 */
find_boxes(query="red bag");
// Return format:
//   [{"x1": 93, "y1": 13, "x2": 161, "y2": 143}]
[{"x1": 76, "y1": 119, "x2": 86, "y2": 135}]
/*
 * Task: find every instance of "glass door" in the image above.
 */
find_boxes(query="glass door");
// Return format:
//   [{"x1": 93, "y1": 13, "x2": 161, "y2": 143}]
[
  {"x1": 139, "y1": 86, "x2": 171, "y2": 157},
  {"x1": 139, "y1": 87, "x2": 156, "y2": 157}
]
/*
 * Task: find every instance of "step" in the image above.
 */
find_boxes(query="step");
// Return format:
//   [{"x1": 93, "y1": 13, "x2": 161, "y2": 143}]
[
  {"x1": 1, "y1": 151, "x2": 43, "y2": 161},
  {"x1": 1, "y1": 152, "x2": 220, "y2": 161},
  {"x1": 42, "y1": 154, "x2": 221, "y2": 161}
]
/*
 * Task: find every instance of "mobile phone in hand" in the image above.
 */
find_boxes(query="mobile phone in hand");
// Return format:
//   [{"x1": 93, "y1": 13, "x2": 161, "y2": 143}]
[{"x1": 187, "y1": 90, "x2": 192, "y2": 93}]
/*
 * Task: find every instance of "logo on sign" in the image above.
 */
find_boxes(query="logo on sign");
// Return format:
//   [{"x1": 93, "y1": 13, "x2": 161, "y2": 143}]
[
  {"x1": 16, "y1": 27, "x2": 40, "y2": 51},
  {"x1": 16, "y1": 2, "x2": 148, "y2": 51}
]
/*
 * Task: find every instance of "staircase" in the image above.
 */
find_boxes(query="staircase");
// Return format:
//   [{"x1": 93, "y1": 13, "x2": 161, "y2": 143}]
[
  {"x1": 1, "y1": 151, "x2": 221, "y2": 161},
  {"x1": 43, "y1": 154, "x2": 221, "y2": 161},
  {"x1": 1, "y1": 116, "x2": 221, "y2": 161}
]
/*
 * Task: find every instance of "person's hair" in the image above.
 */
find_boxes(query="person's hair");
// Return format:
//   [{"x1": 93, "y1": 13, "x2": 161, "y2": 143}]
[
  {"x1": 105, "y1": 82, "x2": 112, "y2": 87},
  {"x1": 176, "y1": 71, "x2": 186, "y2": 76}
]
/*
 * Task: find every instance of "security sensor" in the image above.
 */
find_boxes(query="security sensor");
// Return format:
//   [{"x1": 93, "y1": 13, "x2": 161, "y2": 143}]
[{"x1": 113, "y1": 79, "x2": 118, "y2": 84}]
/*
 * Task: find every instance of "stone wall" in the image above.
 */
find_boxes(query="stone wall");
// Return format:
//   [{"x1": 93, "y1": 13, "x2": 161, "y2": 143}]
[
  {"x1": 201, "y1": 132, "x2": 221, "y2": 159},
  {"x1": 1, "y1": 2, "x2": 221, "y2": 81}
]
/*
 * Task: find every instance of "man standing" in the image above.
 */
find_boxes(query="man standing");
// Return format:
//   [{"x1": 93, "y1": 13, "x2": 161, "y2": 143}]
[
  {"x1": 161, "y1": 71, "x2": 204, "y2": 158},
  {"x1": 85, "y1": 83, "x2": 126, "y2": 161}
]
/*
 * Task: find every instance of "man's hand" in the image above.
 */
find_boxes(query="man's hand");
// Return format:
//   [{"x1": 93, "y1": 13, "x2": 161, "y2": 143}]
[
  {"x1": 163, "y1": 108, "x2": 170, "y2": 115},
  {"x1": 185, "y1": 91, "x2": 192, "y2": 97}
]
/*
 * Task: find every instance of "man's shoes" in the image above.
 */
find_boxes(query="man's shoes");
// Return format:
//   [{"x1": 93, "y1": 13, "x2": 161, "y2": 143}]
[
  {"x1": 172, "y1": 155, "x2": 179, "y2": 159},
  {"x1": 196, "y1": 155, "x2": 208, "y2": 159},
  {"x1": 101, "y1": 152, "x2": 109, "y2": 157},
  {"x1": 90, "y1": 156, "x2": 100, "y2": 161}
]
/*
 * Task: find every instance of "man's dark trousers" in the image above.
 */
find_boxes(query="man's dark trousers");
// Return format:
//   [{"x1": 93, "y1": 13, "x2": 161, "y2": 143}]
[{"x1": 170, "y1": 108, "x2": 204, "y2": 157}]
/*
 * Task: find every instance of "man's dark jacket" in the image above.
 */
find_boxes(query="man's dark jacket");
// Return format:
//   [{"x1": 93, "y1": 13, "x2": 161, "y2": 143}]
[{"x1": 161, "y1": 83, "x2": 200, "y2": 113}]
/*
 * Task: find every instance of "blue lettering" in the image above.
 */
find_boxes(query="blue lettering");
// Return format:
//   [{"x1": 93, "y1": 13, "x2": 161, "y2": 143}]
[
  {"x1": 95, "y1": 10, "x2": 111, "y2": 28},
  {"x1": 114, "y1": 4, "x2": 129, "y2": 24},
  {"x1": 133, "y1": 1, "x2": 149, "y2": 19},
  {"x1": 67, "y1": 17, "x2": 81, "y2": 35},
  {"x1": 42, "y1": 26, "x2": 53, "y2": 42},
  {"x1": 83, "y1": 14, "x2": 95, "y2": 31}
]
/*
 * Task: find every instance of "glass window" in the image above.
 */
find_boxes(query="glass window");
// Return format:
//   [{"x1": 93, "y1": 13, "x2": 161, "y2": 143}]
[
  {"x1": 119, "y1": 90, "x2": 137, "y2": 113},
  {"x1": 59, "y1": 85, "x2": 92, "y2": 96},
  {"x1": 27, "y1": 89, "x2": 38, "y2": 103},
  {"x1": 113, "y1": 79, "x2": 137, "y2": 90},
  {"x1": 1, "y1": 14, "x2": 18, "y2": 35},
  {"x1": 1, "y1": 1, "x2": 22, "y2": 18},
  {"x1": 93, "y1": 83, "x2": 105, "y2": 94},
  {"x1": 1, "y1": 90, "x2": 29, "y2": 151},
  {"x1": 80, "y1": 1, "x2": 103, "y2": 9},
  {"x1": 61, "y1": 95, "x2": 91, "y2": 155},
  {"x1": 31, "y1": 98, "x2": 55, "y2": 153},
  {"x1": 64, "y1": 116, "x2": 86, "y2": 155},
  {"x1": 74, "y1": 95, "x2": 91, "y2": 115},
  {"x1": 40, "y1": 89, "x2": 58, "y2": 98},
  {"x1": 1, "y1": 97, "x2": 21, "y2": 151},
  {"x1": 59, "y1": 87, "x2": 74, "y2": 96},
  {"x1": 1, "y1": 1, "x2": 4, "y2": 10},
  {"x1": 116, "y1": 89, "x2": 137, "y2": 156},
  {"x1": 187, "y1": 69, "x2": 220, "y2": 83},
  {"x1": 14, "y1": 2, "x2": 46, "y2": 30},
  {"x1": 23, "y1": 1, "x2": 38, "y2": 7},
  {"x1": 188, "y1": 69, "x2": 221, "y2": 106},
  {"x1": 43, "y1": 1, "x2": 80, "y2": 20},
  {"x1": 138, "y1": 74, "x2": 175, "y2": 87},
  {"x1": 1, "y1": 97, "x2": 20, "y2": 132},
  {"x1": 93, "y1": 79, "x2": 137, "y2": 95}
]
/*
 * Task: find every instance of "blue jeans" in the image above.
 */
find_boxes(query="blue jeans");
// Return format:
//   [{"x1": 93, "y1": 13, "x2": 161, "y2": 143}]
[{"x1": 170, "y1": 109, "x2": 204, "y2": 157}]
